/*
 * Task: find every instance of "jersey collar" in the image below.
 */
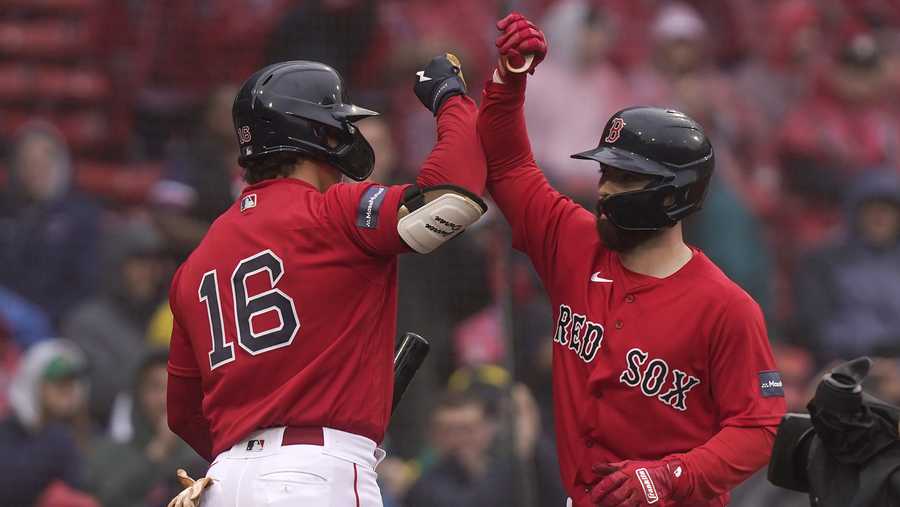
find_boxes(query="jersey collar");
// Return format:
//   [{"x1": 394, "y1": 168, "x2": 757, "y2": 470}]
[
  {"x1": 241, "y1": 177, "x2": 318, "y2": 195},
  {"x1": 614, "y1": 246, "x2": 705, "y2": 291}
]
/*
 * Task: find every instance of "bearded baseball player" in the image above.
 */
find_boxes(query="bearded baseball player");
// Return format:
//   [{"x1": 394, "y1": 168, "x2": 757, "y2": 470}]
[
  {"x1": 165, "y1": 56, "x2": 486, "y2": 507},
  {"x1": 479, "y1": 13, "x2": 787, "y2": 507}
]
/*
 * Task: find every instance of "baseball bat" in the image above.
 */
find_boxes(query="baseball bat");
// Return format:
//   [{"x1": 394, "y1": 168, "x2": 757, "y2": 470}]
[
  {"x1": 503, "y1": 53, "x2": 534, "y2": 74},
  {"x1": 392, "y1": 332, "x2": 431, "y2": 414}
]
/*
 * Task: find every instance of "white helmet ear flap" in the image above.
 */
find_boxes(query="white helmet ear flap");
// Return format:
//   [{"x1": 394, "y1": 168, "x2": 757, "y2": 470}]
[{"x1": 397, "y1": 185, "x2": 487, "y2": 254}]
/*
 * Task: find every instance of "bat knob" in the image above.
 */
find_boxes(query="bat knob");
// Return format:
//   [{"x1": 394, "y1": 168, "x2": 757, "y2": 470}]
[{"x1": 504, "y1": 53, "x2": 535, "y2": 74}]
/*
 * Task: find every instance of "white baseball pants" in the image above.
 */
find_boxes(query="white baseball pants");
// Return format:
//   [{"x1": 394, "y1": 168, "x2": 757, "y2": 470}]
[{"x1": 202, "y1": 426, "x2": 385, "y2": 507}]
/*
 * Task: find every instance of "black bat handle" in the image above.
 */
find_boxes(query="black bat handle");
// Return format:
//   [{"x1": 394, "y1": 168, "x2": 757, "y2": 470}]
[{"x1": 392, "y1": 332, "x2": 430, "y2": 414}]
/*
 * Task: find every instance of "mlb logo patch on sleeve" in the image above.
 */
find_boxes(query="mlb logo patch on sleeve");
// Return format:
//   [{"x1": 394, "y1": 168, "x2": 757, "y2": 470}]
[
  {"x1": 357, "y1": 186, "x2": 387, "y2": 229},
  {"x1": 241, "y1": 194, "x2": 257, "y2": 213},
  {"x1": 759, "y1": 371, "x2": 784, "y2": 397}
]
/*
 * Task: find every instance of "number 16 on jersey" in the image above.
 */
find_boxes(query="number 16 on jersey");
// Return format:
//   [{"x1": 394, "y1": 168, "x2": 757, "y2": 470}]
[{"x1": 198, "y1": 249, "x2": 300, "y2": 370}]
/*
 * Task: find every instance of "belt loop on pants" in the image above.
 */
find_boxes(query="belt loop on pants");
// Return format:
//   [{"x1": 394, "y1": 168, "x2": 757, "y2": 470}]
[{"x1": 281, "y1": 426, "x2": 325, "y2": 446}]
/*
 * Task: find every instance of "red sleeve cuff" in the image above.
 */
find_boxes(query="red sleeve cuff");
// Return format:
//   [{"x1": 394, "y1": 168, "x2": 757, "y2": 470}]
[
  {"x1": 720, "y1": 414, "x2": 785, "y2": 428},
  {"x1": 482, "y1": 76, "x2": 527, "y2": 100},
  {"x1": 435, "y1": 94, "x2": 474, "y2": 116},
  {"x1": 669, "y1": 425, "x2": 777, "y2": 502}
]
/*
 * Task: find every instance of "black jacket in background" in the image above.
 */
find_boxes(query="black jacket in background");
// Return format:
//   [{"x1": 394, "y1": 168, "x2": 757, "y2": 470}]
[{"x1": 0, "y1": 417, "x2": 83, "y2": 507}]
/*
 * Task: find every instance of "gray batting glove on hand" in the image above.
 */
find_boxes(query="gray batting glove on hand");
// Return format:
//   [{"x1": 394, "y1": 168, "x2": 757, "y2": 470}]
[{"x1": 167, "y1": 469, "x2": 213, "y2": 507}]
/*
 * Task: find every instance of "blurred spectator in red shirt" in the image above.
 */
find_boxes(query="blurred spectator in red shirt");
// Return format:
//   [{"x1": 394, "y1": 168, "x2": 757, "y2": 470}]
[
  {"x1": 149, "y1": 85, "x2": 243, "y2": 257},
  {"x1": 603, "y1": 0, "x2": 753, "y2": 68},
  {"x1": 524, "y1": 0, "x2": 633, "y2": 200},
  {"x1": 837, "y1": 0, "x2": 900, "y2": 30},
  {"x1": 35, "y1": 481, "x2": 100, "y2": 507},
  {"x1": 628, "y1": 2, "x2": 764, "y2": 166},
  {"x1": 735, "y1": 0, "x2": 825, "y2": 126},
  {"x1": 777, "y1": 32, "x2": 900, "y2": 251},
  {"x1": 0, "y1": 123, "x2": 101, "y2": 324}
]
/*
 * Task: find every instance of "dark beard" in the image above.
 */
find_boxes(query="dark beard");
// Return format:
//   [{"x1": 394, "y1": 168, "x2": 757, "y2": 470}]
[{"x1": 596, "y1": 203, "x2": 660, "y2": 252}]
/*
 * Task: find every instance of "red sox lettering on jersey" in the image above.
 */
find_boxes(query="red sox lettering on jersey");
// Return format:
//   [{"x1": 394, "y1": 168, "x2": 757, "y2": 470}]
[
  {"x1": 554, "y1": 305, "x2": 702, "y2": 412},
  {"x1": 541, "y1": 243, "x2": 783, "y2": 507},
  {"x1": 553, "y1": 304, "x2": 603, "y2": 363},
  {"x1": 478, "y1": 78, "x2": 786, "y2": 505},
  {"x1": 619, "y1": 347, "x2": 702, "y2": 412}
]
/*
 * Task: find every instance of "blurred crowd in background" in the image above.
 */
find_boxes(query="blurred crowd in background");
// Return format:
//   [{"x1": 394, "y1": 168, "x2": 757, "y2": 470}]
[{"x1": 1, "y1": 0, "x2": 900, "y2": 506}]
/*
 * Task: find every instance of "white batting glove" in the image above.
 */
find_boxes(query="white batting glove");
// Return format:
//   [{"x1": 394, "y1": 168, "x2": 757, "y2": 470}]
[{"x1": 167, "y1": 468, "x2": 213, "y2": 507}]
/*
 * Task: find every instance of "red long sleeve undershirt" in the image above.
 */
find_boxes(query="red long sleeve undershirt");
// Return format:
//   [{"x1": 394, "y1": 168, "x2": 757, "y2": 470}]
[
  {"x1": 166, "y1": 93, "x2": 486, "y2": 461},
  {"x1": 416, "y1": 95, "x2": 486, "y2": 194},
  {"x1": 167, "y1": 373, "x2": 214, "y2": 462},
  {"x1": 671, "y1": 425, "x2": 777, "y2": 503}
]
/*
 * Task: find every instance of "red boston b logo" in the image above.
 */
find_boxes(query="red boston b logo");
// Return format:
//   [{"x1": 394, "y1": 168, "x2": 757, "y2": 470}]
[{"x1": 604, "y1": 118, "x2": 625, "y2": 143}]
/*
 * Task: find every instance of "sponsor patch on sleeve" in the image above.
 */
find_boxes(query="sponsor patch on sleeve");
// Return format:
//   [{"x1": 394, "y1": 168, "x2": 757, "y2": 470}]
[
  {"x1": 357, "y1": 185, "x2": 387, "y2": 229},
  {"x1": 758, "y1": 371, "x2": 784, "y2": 398}
]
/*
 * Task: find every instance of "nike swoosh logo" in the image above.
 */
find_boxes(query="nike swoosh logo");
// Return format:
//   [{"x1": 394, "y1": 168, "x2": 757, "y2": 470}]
[
  {"x1": 416, "y1": 71, "x2": 432, "y2": 82},
  {"x1": 590, "y1": 272, "x2": 613, "y2": 283}
]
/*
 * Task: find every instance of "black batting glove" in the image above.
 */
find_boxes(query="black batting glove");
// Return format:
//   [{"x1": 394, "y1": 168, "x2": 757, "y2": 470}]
[{"x1": 414, "y1": 53, "x2": 467, "y2": 115}]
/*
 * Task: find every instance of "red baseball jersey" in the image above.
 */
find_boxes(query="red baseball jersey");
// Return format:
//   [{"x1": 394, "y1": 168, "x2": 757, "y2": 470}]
[
  {"x1": 167, "y1": 96, "x2": 486, "y2": 457},
  {"x1": 168, "y1": 178, "x2": 410, "y2": 455},
  {"x1": 479, "y1": 79, "x2": 786, "y2": 506}
]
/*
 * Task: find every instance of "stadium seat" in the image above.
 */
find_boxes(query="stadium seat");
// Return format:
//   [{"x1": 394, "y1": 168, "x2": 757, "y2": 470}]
[
  {"x1": 0, "y1": 0, "x2": 97, "y2": 13},
  {"x1": 76, "y1": 161, "x2": 162, "y2": 203},
  {"x1": 0, "y1": 21, "x2": 91, "y2": 58},
  {"x1": 0, "y1": 64, "x2": 109, "y2": 103},
  {"x1": 35, "y1": 66, "x2": 110, "y2": 102},
  {"x1": 5, "y1": 111, "x2": 107, "y2": 151},
  {"x1": 0, "y1": 65, "x2": 28, "y2": 101}
]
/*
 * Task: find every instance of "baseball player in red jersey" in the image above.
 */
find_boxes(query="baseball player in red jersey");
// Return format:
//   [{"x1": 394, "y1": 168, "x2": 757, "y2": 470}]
[
  {"x1": 478, "y1": 14, "x2": 787, "y2": 507},
  {"x1": 165, "y1": 56, "x2": 487, "y2": 507}
]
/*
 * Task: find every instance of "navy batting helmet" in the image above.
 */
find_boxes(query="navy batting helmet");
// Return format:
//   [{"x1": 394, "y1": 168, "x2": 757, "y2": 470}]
[
  {"x1": 572, "y1": 107, "x2": 714, "y2": 231},
  {"x1": 232, "y1": 61, "x2": 378, "y2": 181}
]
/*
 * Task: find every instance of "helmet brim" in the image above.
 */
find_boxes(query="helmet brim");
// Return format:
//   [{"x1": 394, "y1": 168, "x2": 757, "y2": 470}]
[
  {"x1": 273, "y1": 97, "x2": 379, "y2": 130},
  {"x1": 571, "y1": 145, "x2": 674, "y2": 178},
  {"x1": 331, "y1": 103, "x2": 379, "y2": 123}
]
